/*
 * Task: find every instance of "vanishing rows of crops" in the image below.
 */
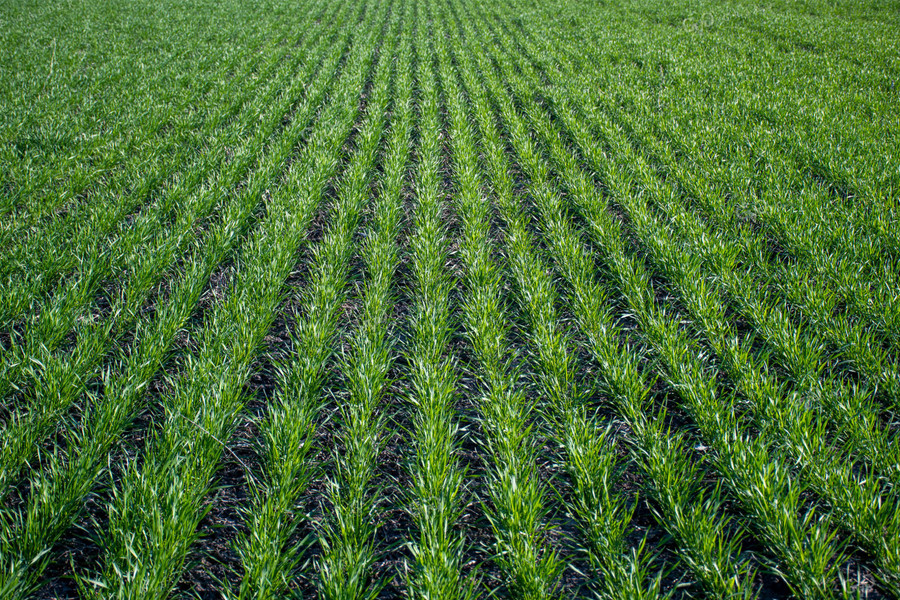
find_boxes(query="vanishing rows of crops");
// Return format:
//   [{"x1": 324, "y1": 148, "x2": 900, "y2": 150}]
[{"x1": 1, "y1": 0, "x2": 898, "y2": 597}]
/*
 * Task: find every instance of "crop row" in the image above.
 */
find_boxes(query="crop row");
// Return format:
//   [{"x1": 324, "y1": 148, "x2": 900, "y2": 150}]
[{"x1": 1, "y1": 0, "x2": 897, "y2": 597}]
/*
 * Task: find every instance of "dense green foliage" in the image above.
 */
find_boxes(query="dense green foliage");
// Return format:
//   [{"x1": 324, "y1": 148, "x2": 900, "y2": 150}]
[{"x1": 1, "y1": 0, "x2": 898, "y2": 598}]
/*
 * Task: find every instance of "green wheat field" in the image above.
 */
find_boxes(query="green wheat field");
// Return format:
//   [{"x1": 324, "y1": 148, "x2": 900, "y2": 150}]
[{"x1": 1, "y1": 0, "x2": 899, "y2": 598}]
